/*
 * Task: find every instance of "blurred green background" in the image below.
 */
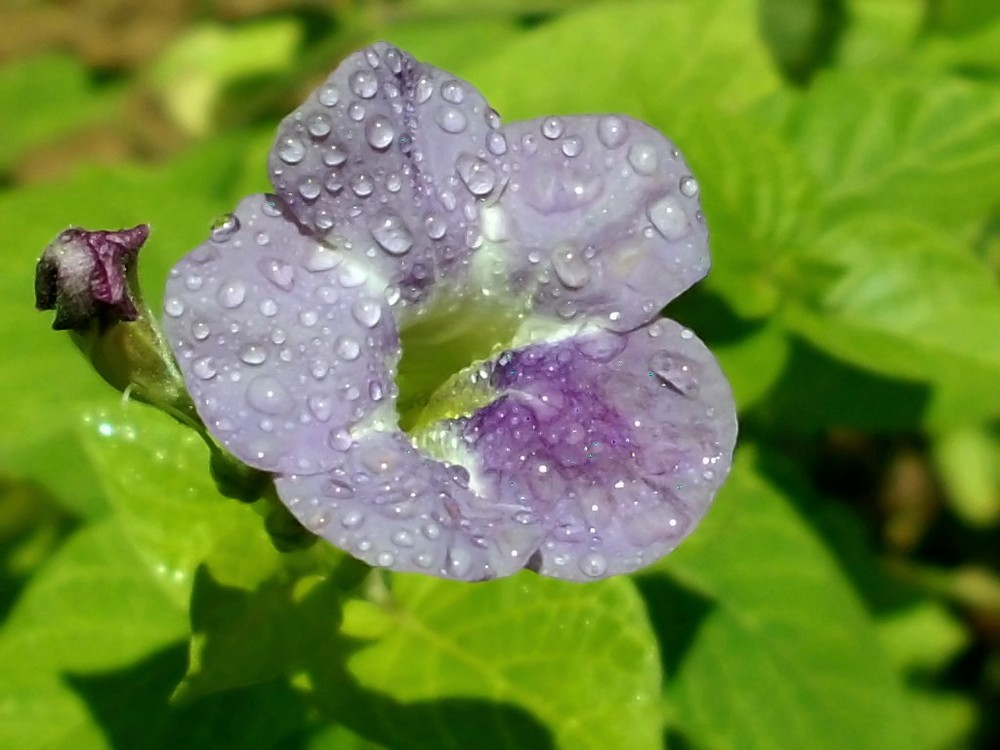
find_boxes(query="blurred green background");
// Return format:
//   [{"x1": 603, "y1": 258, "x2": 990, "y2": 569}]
[{"x1": 1, "y1": 1, "x2": 998, "y2": 748}]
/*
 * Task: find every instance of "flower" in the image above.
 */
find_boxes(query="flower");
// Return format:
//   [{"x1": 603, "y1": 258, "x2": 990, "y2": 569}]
[{"x1": 162, "y1": 42, "x2": 737, "y2": 581}]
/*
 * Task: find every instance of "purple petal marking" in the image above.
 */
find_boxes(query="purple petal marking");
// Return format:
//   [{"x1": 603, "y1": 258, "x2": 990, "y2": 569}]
[
  {"x1": 162, "y1": 194, "x2": 401, "y2": 475},
  {"x1": 454, "y1": 319, "x2": 735, "y2": 580},
  {"x1": 268, "y1": 42, "x2": 503, "y2": 304},
  {"x1": 489, "y1": 116, "x2": 709, "y2": 329},
  {"x1": 277, "y1": 431, "x2": 545, "y2": 581}
]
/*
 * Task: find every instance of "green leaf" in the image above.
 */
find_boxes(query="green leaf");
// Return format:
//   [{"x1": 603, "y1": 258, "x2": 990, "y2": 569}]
[
  {"x1": 644, "y1": 450, "x2": 919, "y2": 750},
  {"x1": 468, "y1": 0, "x2": 781, "y2": 126},
  {"x1": 782, "y1": 70, "x2": 1000, "y2": 231},
  {"x1": 835, "y1": 0, "x2": 923, "y2": 70},
  {"x1": 339, "y1": 573, "x2": 662, "y2": 750},
  {"x1": 782, "y1": 216, "x2": 1000, "y2": 425},
  {"x1": 0, "y1": 54, "x2": 119, "y2": 172},
  {"x1": 0, "y1": 519, "x2": 189, "y2": 748},
  {"x1": 932, "y1": 426, "x2": 1000, "y2": 526},
  {"x1": 79, "y1": 403, "x2": 285, "y2": 606}
]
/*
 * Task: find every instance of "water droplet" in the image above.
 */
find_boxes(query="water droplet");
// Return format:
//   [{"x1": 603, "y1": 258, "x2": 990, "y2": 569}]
[
  {"x1": 318, "y1": 84, "x2": 340, "y2": 107},
  {"x1": 309, "y1": 358, "x2": 328, "y2": 379},
  {"x1": 679, "y1": 175, "x2": 699, "y2": 197},
  {"x1": 255, "y1": 231, "x2": 270, "y2": 246},
  {"x1": 331, "y1": 336, "x2": 360, "y2": 364},
  {"x1": 377, "y1": 551, "x2": 396, "y2": 567},
  {"x1": 370, "y1": 211, "x2": 413, "y2": 255},
  {"x1": 364, "y1": 48, "x2": 380, "y2": 68},
  {"x1": 277, "y1": 137, "x2": 306, "y2": 165},
  {"x1": 184, "y1": 274, "x2": 203, "y2": 291},
  {"x1": 307, "y1": 112, "x2": 332, "y2": 139},
  {"x1": 649, "y1": 351, "x2": 699, "y2": 396},
  {"x1": 350, "y1": 70, "x2": 378, "y2": 99},
  {"x1": 191, "y1": 321, "x2": 210, "y2": 340},
  {"x1": 329, "y1": 429, "x2": 353, "y2": 451},
  {"x1": 298, "y1": 176, "x2": 321, "y2": 201},
  {"x1": 456, "y1": 155, "x2": 496, "y2": 196},
  {"x1": 424, "y1": 213, "x2": 447, "y2": 240},
  {"x1": 391, "y1": 529, "x2": 415, "y2": 547},
  {"x1": 210, "y1": 213, "x2": 240, "y2": 242},
  {"x1": 440, "y1": 80, "x2": 464, "y2": 103},
  {"x1": 192, "y1": 357, "x2": 217, "y2": 380},
  {"x1": 384, "y1": 47, "x2": 402, "y2": 73},
  {"x1": 551, "y1": 248, "x2": 591, "y2": 289},
  {"x1": 416, "y1": 76, "x2": 434, "y2": 103},
  {"x1": 259, "y1": 298, "x2": 278, "y2": 317},
  {"x1": 368, "y1": 379, "x2": 384, "y2": 401},
  {"x1": 258, "y1": 258, "x2": 295, "y2": 290},
  {"x1": 680, "y1": 328, "x2": 694, "y2": 340},
  {"x1": 541, "y1": 116, "x2": 564, "y2": 139},
  {"x1": 597, "y1": 116, "x2": 627, "y2": 149},
  {"x1": 561, "y1": 135, "x2": 583, "y2": 157},
  {"x1": 352, "y1": 299, "x2": 382, "y2": 328},
  {"x1": 365, "y1": 115, "x2": 394, "y2": 150},
  {"x1": 487, "y1": 131, "x2": 508, "y2": 155},
  {"x1": 350, "y1": 173, "x2": 374, "y2": 197},
  {"x1": 628, "y1": 143, "x2": 658, "y2": 175},
  {"x1": 337, "y1": 263, "x2": 367, "y2": 288},
  {"x1": 341, "y1": 510, "x2": 364, "y2": 528},
  {"x1": 446, "y1": 547, "x2": 473, "y2": 577},
  {"x1": 579, "y1": 551, "x2": 608, "y2": 577},
  {"x1": 216, "y1": 279, "x2": 247, "y2": 308},
  {"x1": 348, "y1": 102, "x2": 365, "y2": 121},
  {"x1": 385, "y1": 172, "x2": 402, "y2": 193},
  {"x1": 299, "y1": 309, "x2": 318, "y2": 327},
  {"x1": 422, "y1": 522, "x2": 441, "y2": 540},
  {"x1": 384, "y1": 285, "x2": 401, "y2": 305},
  {"x1": 302, "y1": 243, "x2": 340, "y2": 272},
  {"x1": 436, "y1": 106, "x2": 467, "y2": 133},
  {"x1": 239, "y1": 344, "x2": 268, "y2": 365},
  {"x1": 164, "y1": 297, "x2": 185, "y2": 317},
  {"x1": 247, "y1": 376, "x2": 293, "y2": 415},
  {"x1": 647, "y1": 195, "x2": 690, "y2": 240},
  {"x1": 307, "y1": 393, "x2": 333, "y2": 421},
  {"x1": 322, "y1": 142, "x2": 347, "y2": 167}
]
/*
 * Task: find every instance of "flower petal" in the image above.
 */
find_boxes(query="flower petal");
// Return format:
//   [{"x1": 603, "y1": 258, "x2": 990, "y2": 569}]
[
  {"x1": 277, "y1": 431, "x2": 546, "y2": 581},
  {"x1": 442, "y1": 318, "x2": 735, "y2": 580},
  {"x1": 162, "y1": 194, "x2": 400, "y2": 475},
  {"x1": 268, "y1": 42, "x2": 503, "y2": 305},
  {"x1": 477, "y1": 115, "x2": 708, "y2": 329}
]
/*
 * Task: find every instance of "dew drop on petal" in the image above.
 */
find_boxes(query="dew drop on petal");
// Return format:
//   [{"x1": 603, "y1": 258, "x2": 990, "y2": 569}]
[
  {"x1": 647, "y1": 195, "x2": 690, "y2": 240},
  {"x1": 424, "y1": 214, "x2": 447, "y2": 240},
  {"x1": 246, "y1": 376, "x2": 294, "y2": 415},
  {"x1": 365, "y1": 115, "x2": 395, "y2": 150},
  {"x1": 239, "y1": 344, "x2": 268, "y2": 365},
  {"x1": 277, "y1": 137, "x2": 306, "y2": 165},
  {"x1": 191, "y1": 321, "x2": 210, "y2": 340},
  {"x1": 628, "y1": 142, "x2": 658, "y2": 175},
  {"x1": 298, "y1": 177, "x2": 322, "y2": 201},
  {"x1": 350, "y1": 70, "x2": 378, "y2": 99},
  {"x1": 597, "y1": 115, "x2": 628, "y2": 149},
  {"x1": 456, "y1": 155, "x2": 497, "y2": 196},
  {"x1": 336, "y1": 335, "x2": 361, "y2": 361},
  {"x1": 258, "y1": 258, "x2": 295, "y2": 290},
  {"x1": 210, "y1": 213, "x2": 240, "y2": 242},
  {"x1": 579, "y1": 551, "x2": 608, "y2": 578},
  {"x1": 440, "y1": 80, "x2": 464, "y2": 103},
  {"x1": 351, "y1": 173, "x2": 374, "y2": 197},
  {"x1": 542, "y1": 116, "x2": 564, "y2": 139},
  {"x1": 192, "y1": 357, "x2": 217, "y2": 380},
  {"x1": 370, "y1": 211, "x2": 414, "y2": 255},
  {"x1": 322, "y1": 143, "x2": 347, "y2": 167},
  {"x1": 307, "y1": 393, "x2": 333, "y2": 422},
  {"x1": 337, "y1": 263, "x2": 367, "y2": 288},
  {"x1": 307, "y1": 113, "x2": 332, "y2": 138},
  {"x1": 216, "y1": 279, "x2": 247, "y2": 308},
  {"x1": 649, "y1": 351, "x2": 700, "y2": 396},
  {"x1": 318, "y1": 84, "x2": 340, "y2": 107},
  {"x1": 561, "y1": 136, "x2": 583, "y2": 157},
  {"x1": 679, "y1": 175, "x2": 699, "y2": 197},
  {"x1": 164, "y1": 297, "x2": 185, "y2": 317},
  {"x1": 351, "y1": 299, "x2": 382, "y2": 328},
  {"x1": 329, "y1": 429, "x2": 353, "y2": 451},
  {"x1": 436, "y1": 106, "x2": 467, "y2": 133},
  {"x1": 261, "y1": 194, "x2": 283, "y2": 217},
  {"x1": 551, "y1": 248, "x2": 591, "y2": 289},
  {"x1": 487, "y1": 131, "x2": 508, "y2": 155}
]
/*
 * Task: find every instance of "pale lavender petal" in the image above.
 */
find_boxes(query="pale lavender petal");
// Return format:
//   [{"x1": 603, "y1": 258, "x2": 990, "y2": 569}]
[
  {"x1": 451, "y1": 318, "x2": 735, "y2": 580},
  {"x1": 277, "y1": 431, "x2": 545, "y2": 581},
  {"x1": 481, "y1": 115, "x2": 709, "y2": 329},
  {"x1": 163, "y1": 194, "x2": 400, "y2": 475},
  {"x1": 269, "y1": 42, "x2": 503, "y2": 305}
]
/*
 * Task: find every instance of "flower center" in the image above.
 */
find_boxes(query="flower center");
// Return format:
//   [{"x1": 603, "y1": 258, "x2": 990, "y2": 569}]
[{"x1": 394, "y1": 294, "x2": 522, "y2": 433}]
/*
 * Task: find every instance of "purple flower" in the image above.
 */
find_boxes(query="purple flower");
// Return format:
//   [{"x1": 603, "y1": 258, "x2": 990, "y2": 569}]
[{"x1": 162, "y1": 43, "x2": 737, "y2": 581}]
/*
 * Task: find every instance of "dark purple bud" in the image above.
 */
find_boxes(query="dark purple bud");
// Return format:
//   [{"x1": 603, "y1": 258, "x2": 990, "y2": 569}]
[{"x1": 35, "y1": 224, "x2": 149, "y2": 330}]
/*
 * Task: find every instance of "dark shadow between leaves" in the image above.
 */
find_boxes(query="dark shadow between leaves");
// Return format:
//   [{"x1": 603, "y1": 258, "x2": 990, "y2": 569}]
[
  {"x1": 66, "y1": 643, "x2": 311, "y2": 749},
  {"x1": 633, "y1": 573, "x2": 715, "y2": 684}
]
